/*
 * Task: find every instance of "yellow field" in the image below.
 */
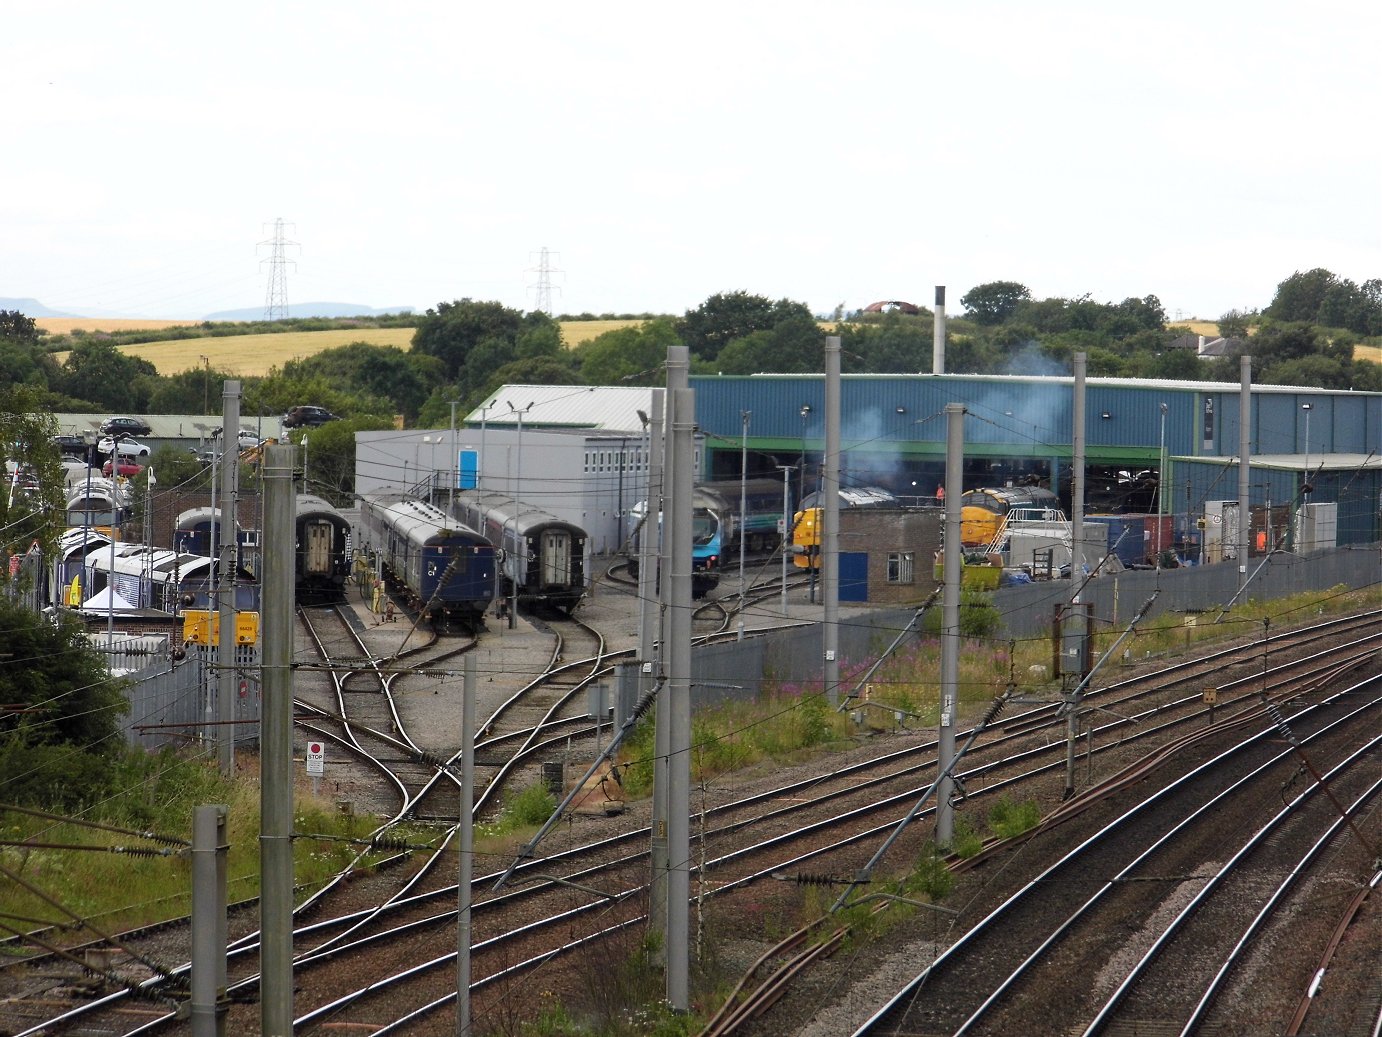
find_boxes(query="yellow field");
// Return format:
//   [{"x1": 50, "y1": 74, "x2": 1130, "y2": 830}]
[
  {"x1": 559, "y1": 319, "x2": 646, "y2": 346},
  {"x1": 1167, "y1": 320, "x2": 1220, "y2": 336},
  {"x1": 1357, "y1": 343, "x2": 1382, "y2": 365},
  {"x1": 49, "y1": 327, "x2": 417, "y2": 377},
  {"x1": 35, "y1": 318, "x2": 199, "y2": 335},
  {"x1": 40, "y1": 318, "x2": 648, "y2": 376}
]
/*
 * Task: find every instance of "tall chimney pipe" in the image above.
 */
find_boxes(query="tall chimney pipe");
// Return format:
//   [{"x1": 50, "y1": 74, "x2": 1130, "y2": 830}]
[{"x1": 932, "y1": 285, "x2": 946, "y2": 374}]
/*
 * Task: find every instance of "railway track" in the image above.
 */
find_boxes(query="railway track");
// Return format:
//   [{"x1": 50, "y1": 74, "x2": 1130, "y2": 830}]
[
  {"x1": 3, "y1": 609, "x2": 1377, "y2": 1035},
  {"x1": 850, "y1": 678, "x2": 1382, "y2": 1037}
]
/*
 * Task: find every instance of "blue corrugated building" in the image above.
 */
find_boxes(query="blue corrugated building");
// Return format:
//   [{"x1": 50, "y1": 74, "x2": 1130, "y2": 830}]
[
  {"x1": 688, "y1": 373, "x2": 1382, "y2": 549},
  {"x1": 458, "y1": 375, "x2": 1381, "y2": 555}
]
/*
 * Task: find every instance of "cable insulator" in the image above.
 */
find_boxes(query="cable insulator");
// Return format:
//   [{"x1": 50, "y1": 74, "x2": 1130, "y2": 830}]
[
  {"x1": 370, "y1": 833, "x2": 413, "y2": 852},
  {"x1": 628, "y1": 689, "x2": 658, "y2": 723},
  {"x1": 607, "y1": 765, "x2": 623, "y2": 787},
  {"x1": 980, "y1": 695, "x2": 1008, "y2": 727},
  {"x1": 1265, "y1": 701, "x2": 1297, "y2": 745},
  {"x1": 794, "y1": 872, "x2": 843, "y2": 887}
]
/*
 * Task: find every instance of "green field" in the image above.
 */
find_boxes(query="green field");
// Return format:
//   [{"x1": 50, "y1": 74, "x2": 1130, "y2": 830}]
[{"x1": 41, "y1": 319, "x2": 647, "y2": 376}]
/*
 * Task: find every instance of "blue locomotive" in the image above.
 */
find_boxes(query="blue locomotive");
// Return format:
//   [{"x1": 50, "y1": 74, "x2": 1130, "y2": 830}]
[
  {"x1": 356, "y1": 490, "x2": 495, "y2": 627},
  {"x1": 628, "y1": 477, "x2": 787, "y2": 599},
  {"x1": 449, "y1": 489, "x2": 586, "y2": 612}
]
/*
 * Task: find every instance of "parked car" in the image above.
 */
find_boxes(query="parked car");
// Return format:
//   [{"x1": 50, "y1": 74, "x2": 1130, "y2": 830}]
[
  {"x1": 99, "y1": 416, "x2": 153, "y2": 437},
  {"x1": 282, "y1": 405, "x2": 337, "y2": 429},
  {"x1": 51, "y1": 433, "x2": 90, "y2": 458},
  {"x1": 103, "y1": 458, "x2": 145, "y2": 478},
  {"x1": 212, "y1": 427, "x2": 263, "y2": 450},
  {"x1": 98, "y1": 435, "x2": 151, "y2": 458}
]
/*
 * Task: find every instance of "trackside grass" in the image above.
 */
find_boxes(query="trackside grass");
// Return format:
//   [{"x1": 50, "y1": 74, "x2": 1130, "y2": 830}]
[{"x1": 0, "y1": 759, "x2": 392, "y2": 943}]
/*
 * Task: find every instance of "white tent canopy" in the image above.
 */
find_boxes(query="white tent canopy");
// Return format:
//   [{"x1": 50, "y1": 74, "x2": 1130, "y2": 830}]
[{"x1": 80, "y1": 587, "x2": 138, "y2": 613}]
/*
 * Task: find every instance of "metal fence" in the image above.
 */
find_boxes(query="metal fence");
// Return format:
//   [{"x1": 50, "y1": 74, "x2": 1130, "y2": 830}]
[
  {"x1": 989, "y1": 542, "x2": 1381, "y2": 638},
  {"x1": 690, "y1": 543, "x2": 1380, "y2": 705},
  {"x1": 117, "y1": 643, "x2": 261, "y2": 753},
  {"x1": 106, "y1": 544, "x2": 1378, "y2": 737}
]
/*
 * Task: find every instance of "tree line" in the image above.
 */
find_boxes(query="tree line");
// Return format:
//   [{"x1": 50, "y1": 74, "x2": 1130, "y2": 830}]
[{"x1": 2, "y1": 268, "x2": 1377, "y2": 504}]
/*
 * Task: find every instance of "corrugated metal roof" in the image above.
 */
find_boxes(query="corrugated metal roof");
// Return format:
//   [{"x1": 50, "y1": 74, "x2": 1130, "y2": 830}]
[
  {"x1": 464, "y1": 386, "x2": 655, "y2": 433},
  {"x1": 716, "y1": 372, "x2": 1373, "y2": 395},
  {"x1": 1176, "y1": 453, "x2": 1382, "y2": 472}
]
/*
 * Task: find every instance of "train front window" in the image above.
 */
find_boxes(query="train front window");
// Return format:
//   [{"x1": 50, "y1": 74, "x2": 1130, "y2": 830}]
[{"x1": 692, "y1": 510, "x2": 717, "y2": 547}]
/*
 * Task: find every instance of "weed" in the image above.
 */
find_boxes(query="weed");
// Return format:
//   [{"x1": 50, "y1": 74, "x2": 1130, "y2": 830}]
[
  {"x1": 988, "y1": 795, "x2": 1042, "y2": 839},
  {"x1": 497, "y1": 781, "x2": 558, "y2": 830},
  {"x1": 950, "y1": 816, "x2": 984, "y2": 858},
  {"x1": 909, "y1": 845, "x2": 955, "y2": 902}
]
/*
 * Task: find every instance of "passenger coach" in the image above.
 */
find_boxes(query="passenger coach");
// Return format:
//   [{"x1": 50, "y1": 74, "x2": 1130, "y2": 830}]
[
  {"x1": 450, "y1": 489, "x2": 586, "y2": 612},
  {"x1": 356, "y1": 490, "x2": 495, "y2": 627}
]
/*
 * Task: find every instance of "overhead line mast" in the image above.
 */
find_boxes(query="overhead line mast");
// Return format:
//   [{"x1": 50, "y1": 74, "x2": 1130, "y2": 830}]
[
  {"x1": 527, "y1": 246, "x2": 562, "y2": 315},
  {"x1": 258, "y1": 217, "x2": 298, "y2": 321}
]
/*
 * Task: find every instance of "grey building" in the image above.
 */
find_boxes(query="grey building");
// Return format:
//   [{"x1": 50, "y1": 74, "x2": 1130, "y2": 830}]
[{"x1": 355, "y1": 395, "x2": 706, "y2": 556}]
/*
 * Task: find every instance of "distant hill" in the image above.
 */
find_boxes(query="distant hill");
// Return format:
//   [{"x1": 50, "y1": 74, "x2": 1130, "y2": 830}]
[
  {"x1": 3, "y1": 297, "x2": 412, "y2": 321},
  {"x1": 0, "y1": 297, "x2": 79, "y2": 318},
  {"x1": 203, "y1": 302, "x2": 413, "y2": 321}
]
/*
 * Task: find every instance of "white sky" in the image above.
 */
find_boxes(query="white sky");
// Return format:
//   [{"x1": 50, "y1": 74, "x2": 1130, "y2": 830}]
[{"x1": 5, "y1": 1, "x2": 1379, "y2": 322}]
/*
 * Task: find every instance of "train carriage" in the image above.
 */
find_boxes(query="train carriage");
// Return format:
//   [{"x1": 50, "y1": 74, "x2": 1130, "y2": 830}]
[
  {"x1": 80, "y1": 542, "x2": 258, "y2": 613},
  {"x1": 50, "y1": 527, "x2": 113, "y2": 606},
  {"x1": 295, "y1": 494, "x2": 352, "y2": 603},
  {"x1": 356, "y1": 490, "x2": 495, "y2": 628},
  {"x1": 449, "y1": 489, "x2": 586, "y2": 611},
  {"x1": 65, "y1": 477, "x2": 133, "y2": 538},
  {"x1": 172, "y1": 507, "x2": 253, "y2": 556}
]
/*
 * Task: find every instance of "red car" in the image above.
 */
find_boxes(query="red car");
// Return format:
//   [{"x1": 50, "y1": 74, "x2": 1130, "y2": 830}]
[{"x1": 103, "y1": 458, "x2": 145, "y2": 478}]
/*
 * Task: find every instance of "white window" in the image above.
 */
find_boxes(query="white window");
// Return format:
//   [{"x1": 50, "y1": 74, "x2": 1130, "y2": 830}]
[{"x1": 887, "y1": 552, "x2": 914, "y2": 584}]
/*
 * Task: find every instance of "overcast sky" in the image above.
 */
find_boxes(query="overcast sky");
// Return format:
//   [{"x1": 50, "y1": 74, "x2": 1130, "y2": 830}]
[{"x1": 6, "y1": 2, "x2": 1379, "y2": 323}]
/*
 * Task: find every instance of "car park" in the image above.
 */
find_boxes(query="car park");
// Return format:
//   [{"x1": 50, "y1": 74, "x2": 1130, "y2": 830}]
[
  {"x1": 99, "y1": 416, "x2": 153, "y2": 437},
  {"x1": 98, "y1": 435, "x2": 151, "y2": 458},
  {"x1": 282, "y1": 405, "x2": 337, "y2": 429}
]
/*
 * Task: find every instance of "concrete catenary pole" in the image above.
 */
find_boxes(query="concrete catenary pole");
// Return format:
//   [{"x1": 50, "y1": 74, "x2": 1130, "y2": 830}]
[
  {"x1": 823, "y1": 337, "x2": 841, "y2": 707},
  {"x1": 260, "y1": 444, "x2": 295, "y2": 1036},
  {"x1": 1239, "y1": 356, "x2": 1253, "y2": 593},
  {"x1": 932, "y1": 286, "x2": 947, "y2": 374},
  {"x1": 651, "y1": 356, "x2": 681, "y2": 952},
  {"x1": 1064, "y1": 354, "x2": 1087, "y2": 799},
  {"x1": 778, "y1": 465, "x2": 794, "y2": 617},
  {"x1": 666, "y1": 379, "x2": 695, "y2": 1011},
  {"x1": 217, "y1": 380, "x2": 240, "y2": 777},
  {"x1": 937, "y1": 403, "x2": 964, "y2": 845},
  {"x1": 190, "y1": 804, "x2": 228, "y2": 1037},
  {"x1": 638, "y1": 391, "x2": 665, "y2": 947},
  {"x1": 737, "y1": 409, "x2": 749, "y2": 642},
  {"x1": 457, "y1": 655, "x2": 475, "y2": 1036}
]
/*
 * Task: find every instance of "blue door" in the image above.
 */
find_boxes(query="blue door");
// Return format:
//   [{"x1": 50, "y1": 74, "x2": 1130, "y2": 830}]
[{"x1": 841, "y1": 552, "x2": 868, "y2": 602}]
